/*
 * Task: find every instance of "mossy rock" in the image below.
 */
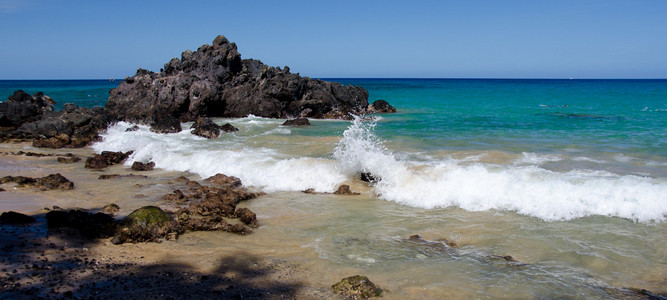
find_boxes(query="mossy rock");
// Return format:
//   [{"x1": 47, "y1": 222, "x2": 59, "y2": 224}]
[
  {"x1": 123, "y1": 206, "x2": 173, "y2": 226},
  {"x1": 111, "y1": 206, "x2": 181, "y2": 244},
  {"x1": 332, "y1": 275, "x2": 383, "y2": 299}
]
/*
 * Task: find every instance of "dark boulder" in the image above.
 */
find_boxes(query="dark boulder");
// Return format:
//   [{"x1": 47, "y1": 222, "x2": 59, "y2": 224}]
[
  {"x1": 191, "y1": 117, "x2": 221, "y2": 139},
  {"x1": 0, "y1": 90, "x2": 55, "y2": 127},
  {"x1": 360, "y1": 172, "x2": 378, "y2": 183},
  {"x1": 35, "y1": 173, "x2": 74, "y2": 190},
  {"x1": 331, "y1": 275, "x2": 383, "y2": 299},
  {"x1": 131, "y1": 161, "x2": 155, "y2": 171},
  {"x1": 46, "y1": 209, "x2": 116, "y2": 238},
  {"x1": 100, "y1": 203, "x2": 120, "y2": 214},
  {"x1": 0, "y1": 211, "x2": 36, "y2": 224},
  {"x1": 57, "y1": 155, "x2": 81, "y2": 163},
  {"x1": 282, "y1": 118, "x2": 311, "y2": 126},
  {"x1": 85, "y1": 151, "x2": 133, "y2": 169},
  {"x1": 106, "y1": 35, "x2": 373, "y2": 124},
  {"x1": 368, "y1": 100, "x2": 396, "y2": 113},
  {"x1": 220, "y1": 123, "x2": 239, "y2": 132}
]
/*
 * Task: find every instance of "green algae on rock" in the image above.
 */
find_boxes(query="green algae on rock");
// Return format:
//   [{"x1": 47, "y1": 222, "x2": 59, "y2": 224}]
[
  {"x1": 332, "y1": 275, "x2": 383, "y2": 299},
  {"x1": 111, "y1": 206, "x2": 181, "y2": 244}
]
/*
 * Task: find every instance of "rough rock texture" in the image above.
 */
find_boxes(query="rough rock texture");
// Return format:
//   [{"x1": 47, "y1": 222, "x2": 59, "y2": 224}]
[
  {"x1": 367, "y1": 99, "x2": 396, "y2": 113},
  {"x1": 7, "y1": 104, "x2": 116, "y2": 148},
  {"x1": 0, "y1": 90, "x2": 55, "y2": 127},
  {"x1": 220, "y1": 123, "x2": 239, "y2": 132},
  {"x1": 111, "y1": 206, "x2": 181, "y2": 244},
  {"x1": 106, "y1": 35, "x2": 371, "y2": 125},
  {"x1": 131, "y1": 161, "x2": 155, "y2": 171},
  {"x1": 1, "y1": 173, "x2": 74, "y2": 190},
  {"x1": 191, "y1": 117, "x2": 222, "y2": 139},
  {"x1": 331, "y1": 275, "x2": 383, "y2": 299},
  {"x1": 282, "y1": 118, "x2": 310, "y2": 126},
  {"x1": 333, "y1": 184, "x2": 360, "y2": 195},
  {"x1": 85, "y1": 151, "x2": 133, "y2": 169}
]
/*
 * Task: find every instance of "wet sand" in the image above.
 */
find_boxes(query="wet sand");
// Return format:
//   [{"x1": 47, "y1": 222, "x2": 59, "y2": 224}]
[{"x1": 0, "y1": 143, "x2": 342, "y2": 299}]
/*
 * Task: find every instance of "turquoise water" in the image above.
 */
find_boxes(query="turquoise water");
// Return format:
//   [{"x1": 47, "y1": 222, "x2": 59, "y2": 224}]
[{"x1": 0, "y1": 80, "x2": 119, "y2": 111}]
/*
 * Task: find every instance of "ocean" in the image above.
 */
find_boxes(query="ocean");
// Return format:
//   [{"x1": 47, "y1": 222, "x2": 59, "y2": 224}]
[{"x1": 2, "y1": 78, "x2": 666, "y2": 298}]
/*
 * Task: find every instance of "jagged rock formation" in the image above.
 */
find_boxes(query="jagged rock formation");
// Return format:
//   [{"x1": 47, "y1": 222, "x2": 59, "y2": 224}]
[{"x1": 106, "y1": 35, "x2": 370, "y2": 124}]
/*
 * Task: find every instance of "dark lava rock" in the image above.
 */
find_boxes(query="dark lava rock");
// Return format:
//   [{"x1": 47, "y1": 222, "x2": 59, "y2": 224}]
[
  {"x1": 367, "y1": 99, "x2": 396, "y2": 113},
  {"x1": 191, "y1": 117, "x2": 222, "y2": 139},
  {"x1": 331, "y1": 275, "x2": 383, "y2": 299},
  {"x1": 46, "y1": 209, "x2": 116, "y2": 238},
  {"x1": 234, "y1": 207, "x2": 258, "y2": 227},
  {"x1": 131, "y1": 161, "x2": 155, "y2": 171},
  {"x1": 1, "y1": 173, "x2": 73, "y2": 190},
  {"x1": 125, "y1": 125, "x2": 140, "y2": 132},
  {"x1": 162, "y1": 189, "x2": 188, "y2": 204},
  {"x1": 85, "y1": 151, "x2": 133, "y2": 169},
  {"x1": 360, "y1": 172, "x2": 378, "y2": 183},
  {"x1": 106, "y1": 35, "x2": 372, "y2": 124},
  {"x1": 0, "y1": 211, "x2": 36, "y2": 224},
  {"x1": 111, "y1": 206, "x2": 181, "y2": 244},
  {"x1": 0, "y1": 175, "x2": 37, "y2": 185},
  {"x1": 35, "y1": 173, "x2": 74, "y2": 190},
  {"x1": 0, "y1": 90, "x2": 55, "y2": 127},
  {"x1": 282, "y1": 118, "x2": 311, "y2": 126},
  {"x1": 220, "y1": 123, "x2": 239, "y2": 132},
  {"x1": 333, "y1": 185, "x2": 360, "y2": 195},
  {"x1": 150, "y1": 116, "x2": 182, "y2": 134},
  {"x1": 8, "y1": 104, "x2": 116, "y2": 148},
  {"x1": 57, "y1": 155, "x2": 81, "y2": 163},
  {"x1": 204, "y1": 173, "x2": 242, "y2": 187}
]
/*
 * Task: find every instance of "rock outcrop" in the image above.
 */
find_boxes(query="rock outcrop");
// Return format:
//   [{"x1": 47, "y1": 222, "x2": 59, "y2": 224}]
[
  {"x1": 367, "y1": 99, "x2": 396, "y2": 113},
  {"x1": 0, "y1": 94, "x2": 116, "y2": 148},
  {"x1": 85, "y1": 151, "x2": 133, "y2": 169},
  {"x1": 331, "y1": 275, "x2": 383, "y2": 299},
  {"x1": 106, "y1": 35, "x2": 371, "y2": 124},
  {"x1": 0, "y1": 90, "x2": 55, "y2": 127}
]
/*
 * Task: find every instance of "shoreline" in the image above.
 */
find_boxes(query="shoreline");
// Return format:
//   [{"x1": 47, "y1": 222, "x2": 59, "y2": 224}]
[{"x1": 0, "y1": 143, "x2": 342, "y2": 299}]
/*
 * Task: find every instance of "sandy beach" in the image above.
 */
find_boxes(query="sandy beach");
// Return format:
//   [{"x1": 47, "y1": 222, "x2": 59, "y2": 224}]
[{"x1": 0, "y1": 142, "x2": 350, "y2": 299}]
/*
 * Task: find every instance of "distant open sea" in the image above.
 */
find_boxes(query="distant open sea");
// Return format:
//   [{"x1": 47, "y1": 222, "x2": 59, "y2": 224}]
[{"x1": 2, "y1": 78, "x2": 667, "y2": 297}]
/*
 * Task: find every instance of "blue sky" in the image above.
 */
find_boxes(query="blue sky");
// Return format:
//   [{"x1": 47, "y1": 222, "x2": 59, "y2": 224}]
[{"x1": 1, "y1": 0, "x2": 666, "y2": 79}]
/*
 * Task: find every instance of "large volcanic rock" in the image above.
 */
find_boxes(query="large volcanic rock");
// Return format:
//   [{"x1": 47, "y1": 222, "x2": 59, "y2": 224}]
[
  {"x1": 0, "y1": 90, "x2": 55, "y2": 127},
  {"x1": 106, "y1": 35, "x2": 371, "y2": 124}
]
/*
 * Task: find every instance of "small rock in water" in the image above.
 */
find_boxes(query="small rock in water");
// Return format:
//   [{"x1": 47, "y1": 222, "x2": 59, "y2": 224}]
[
  {"x1": 333, "y1": 185, "x2": 360, "y2": 195},
  {"x1": 220, "y1": 123, "x2": 239, "y2": 132},
  {"x1": 57, "y1": 156, "x2": 81, "y2": 163},
  {"x1": 332, "y1": 275, "x2": 383, "y2": 299},
  {"x1": 131, "y1": 161, "x2": 155, "y2": 171},
  {"x1": 282, "y1": 118, "x2": 311, "y2": 126}
]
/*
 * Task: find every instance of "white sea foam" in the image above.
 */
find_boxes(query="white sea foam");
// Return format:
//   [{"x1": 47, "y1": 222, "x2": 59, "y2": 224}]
[
  {"x1": 94, "y1": 122, "x2": 345, "y2": 193},
  {"x1": 94, "y1": 120, "x2": 667, "y2": 223},
  {"x1": 333, "y1": 118, "x2": 667, "y2": 223}
]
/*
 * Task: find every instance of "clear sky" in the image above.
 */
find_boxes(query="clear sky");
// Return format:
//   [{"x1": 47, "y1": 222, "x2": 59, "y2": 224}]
[{"x1": 1, "y1": 0, "x2": 666, "y2": 79}]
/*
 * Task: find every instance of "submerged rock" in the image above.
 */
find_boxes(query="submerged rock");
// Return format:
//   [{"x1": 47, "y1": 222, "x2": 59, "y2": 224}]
[
  {"x1": 191, "y1": 117, "x2": 222, "y2": 139},
  {"x1": 57, "y1": 155, "x2": 82, "y2": 163},
  {"x1": 106, "y1": 35, "x2": 373, "y2": 124},
  {"x1": 131, "y1": 161, "x2": 155, "y2": 171},
  {"x1": 333, "y1": 184, "x2": 360, "y2": 195},
  {"x1": 0, "y1": 211, "x2": 36, "y2": 224},
  {"x1": 282, "y1": 118, "x2": 311, "y2": 126},
  {"x1": 331, "y1": 275, "x2": 383, "y2": 299},
  {"x1": 1, "y1": 173, "x2": 74, "y2": 190}
]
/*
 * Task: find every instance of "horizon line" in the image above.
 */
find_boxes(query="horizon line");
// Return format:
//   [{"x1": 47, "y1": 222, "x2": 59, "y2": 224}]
[{"x1": 1, "y1": 77, "x2": 667, "y2": 81}]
